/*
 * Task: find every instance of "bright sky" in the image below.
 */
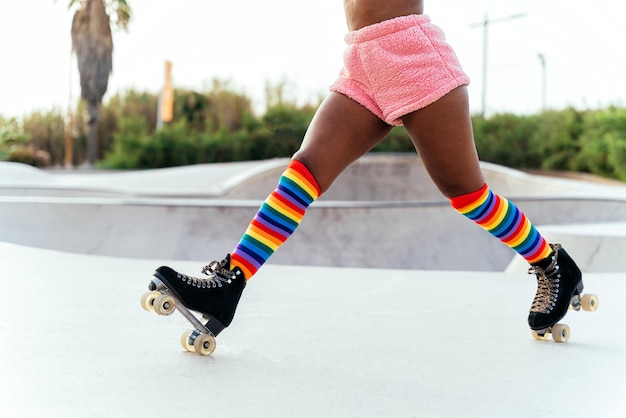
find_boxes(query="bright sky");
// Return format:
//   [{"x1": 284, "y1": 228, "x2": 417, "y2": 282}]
[{"x1": 1, "y1": 0, "x2": 625, "y2": 119}]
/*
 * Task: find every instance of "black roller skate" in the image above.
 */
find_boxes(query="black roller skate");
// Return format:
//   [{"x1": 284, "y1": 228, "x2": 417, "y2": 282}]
[
  {"x1": 141, "y1": 254, "x2": 246, "y2": 355},
  {"x1": 527, "y1": 244, "x2": 598, "y2": 343}
]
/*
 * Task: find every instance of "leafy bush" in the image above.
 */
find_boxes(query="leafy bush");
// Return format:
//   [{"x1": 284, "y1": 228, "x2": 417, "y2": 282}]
[
  {"x1": 201, "y1": 130, "x2": 252, "y2": 163},
  {"x1": 574, "y1": 107, "x2": 626, "y2": 180},
  {"x1": 0, "y1": 117, "x2": 30, "y2": 160},
  {"x1": 472, "y1": 113, "x2": 542, "y2": 169},
  {"x1": 22, "y1": 110, "x2": 66, "y2": 166},
  {"x1": 1, "y1": 80, "x2": 625, "y2": 184},
  {"x1": 6, "y1": 146, "x2": 51, "y2": 167},
  {"x1": 100, "y1": 116, "x2": 151, "y2": 169},
  {"x1": 147, "y1": 121, "x2": 202, "y2": 167},
  {"x1": 530, "y1": 107, "x2": 585, "y2": 171}
]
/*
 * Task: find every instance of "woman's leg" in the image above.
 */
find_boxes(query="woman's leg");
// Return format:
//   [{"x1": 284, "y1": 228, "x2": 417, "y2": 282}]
[
  {"x1": 400, "y1": 86, "x2": 484, "y2": 197},
  {"x1": 401, "y1": 86, "x2": 552, "y2": 263},
  {"x1": 230, "y1": 93, "x2": 393, "y2": 278},
  {"x1": 293, "y1": 92, "x2": 394, "y2": 193},
  {"x1": 401, "y1": 86, "x2": 590, "y2": 335}
]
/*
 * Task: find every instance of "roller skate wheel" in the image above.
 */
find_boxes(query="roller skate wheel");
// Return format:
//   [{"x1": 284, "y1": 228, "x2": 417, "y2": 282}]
[
  {"x1": 552, "y1": 324, "x2": 570, "y2": 343},
  {"x1": 180, "y1": 331, "x2": 195, "y2": 353},
  {"x1": 581, "y1": 294, "x2": 599, "y2": 312},
  {"x1": 140, "y1": 291, "x2": 161, "y2": 312},
  {"x1": 193, "y1": 333, "x2": 216, "y2": 356},
  {"x1": 531, "y1": 330, "x2": 549, "y2": 341},
  {"x1": 153, "y1": 294, "x2": 176, "y2": 316}
]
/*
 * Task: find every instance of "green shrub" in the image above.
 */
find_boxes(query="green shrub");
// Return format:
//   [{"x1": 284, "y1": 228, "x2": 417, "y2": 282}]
[
  {"x1": 472, "y1": 113, "x2": 542, "y2": 169},
  {"x1": 606, "y1": 131, "x2": 626, "y2": 182},
  {"x1": 574, "y1": 107, "x2": 626, "y2": 179},
  {"x1": 22, "y1": 110, "x2": 66, "y2": 166},
  {"x1": 2, "y1": 81, "x2": 626, "y2": 183},
  {"x1": 6, "y1": 146, "x2": 51, "y2": 167},
  {"x1": 100, "y1": 116, "x2": 151, "y2": 169},
  {"x1": 148, "y1": 121, "x2": 202, "y2": 167},
  {"x1": 0, "y1": 117, "x2": 30, "y2": 160},
  {"x1": 531, "y1": 107, "x2": 585, "y2": 171},
  {"x1": 201, "y1": 130, "x2": 252, "y2": 163}
]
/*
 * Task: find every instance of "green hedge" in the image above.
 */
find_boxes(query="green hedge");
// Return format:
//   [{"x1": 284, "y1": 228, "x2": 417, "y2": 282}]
[
  {"x1": 2, "y1": 85, "x2": 626, "y2": 183},
  {"x1": 471, "y1": 107, "x2": 626, "y2": 182}
]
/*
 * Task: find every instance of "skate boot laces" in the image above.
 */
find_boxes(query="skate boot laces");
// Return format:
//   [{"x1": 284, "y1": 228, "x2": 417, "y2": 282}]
[
  {"x1": 528, "y1": 244, "x2": 562, "y2": 314},
  {"x1": 177, "y1": 258, "x2": 237, "y2": 289},
  {"x1": 201, "y1": 258, "x2": 237, "y2": 286}
]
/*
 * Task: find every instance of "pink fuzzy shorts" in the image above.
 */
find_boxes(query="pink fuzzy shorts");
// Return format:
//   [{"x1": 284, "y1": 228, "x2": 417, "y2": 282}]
[{"x1": 330, "y1": 14, "x2": 470, "y2": 126}]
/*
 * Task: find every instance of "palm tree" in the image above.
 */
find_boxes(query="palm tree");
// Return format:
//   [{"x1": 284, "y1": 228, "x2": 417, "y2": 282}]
[{"x1": 63, "y1": 0, "x2": 131, "y2": 166}]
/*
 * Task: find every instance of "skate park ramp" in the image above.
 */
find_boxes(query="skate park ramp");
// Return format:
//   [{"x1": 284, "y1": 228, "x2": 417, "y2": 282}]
[
  {"x1": 1, "y1": 156, "x2": 626, "y2": 417},
  {"x1": 1, "y1": 155, "x2": 626, "y2": 272},
  {"x1": 0, "y1": 241, "x2": 624, "y2": 418}
]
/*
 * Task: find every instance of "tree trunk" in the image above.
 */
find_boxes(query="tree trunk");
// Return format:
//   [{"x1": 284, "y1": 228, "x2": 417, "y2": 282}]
[
  {"x1": 87, "y1": 101, "x2": 99, "y2": 167},
  {"x1": 71, "y1": 0, "x2": 112, "y2": 167}
]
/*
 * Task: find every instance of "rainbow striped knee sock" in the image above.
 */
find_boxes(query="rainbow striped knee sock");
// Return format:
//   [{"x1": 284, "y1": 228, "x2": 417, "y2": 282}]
[
  {"x1": 230, "y1": 160, "x2": 321, "y2": 279},
  {"x1": 450, "y1": 183, "x2": 552, "y2": 264}
]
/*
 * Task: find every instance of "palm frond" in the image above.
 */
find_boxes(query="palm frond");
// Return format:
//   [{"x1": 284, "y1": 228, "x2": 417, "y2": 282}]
[{"x1": 114, "y1": 0, "x2": 131, "y2": 29}]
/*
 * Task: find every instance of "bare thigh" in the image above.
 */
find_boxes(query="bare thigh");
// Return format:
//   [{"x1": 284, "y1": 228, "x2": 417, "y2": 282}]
[
  {"x1": 401, "y1": 86, "x2": 485, "y2": 198},
  {"x1": 293, "y1": 92, "x2": 393, "y2": 193}
]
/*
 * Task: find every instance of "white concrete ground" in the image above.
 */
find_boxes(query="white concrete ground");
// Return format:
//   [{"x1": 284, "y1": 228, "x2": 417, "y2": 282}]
[
  {"x1": 1, "y1": 157, "x2": 625, "y2": 417},
  {"x1": 1, "y1": 242, "x2": 624, "y2": 418}
]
